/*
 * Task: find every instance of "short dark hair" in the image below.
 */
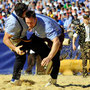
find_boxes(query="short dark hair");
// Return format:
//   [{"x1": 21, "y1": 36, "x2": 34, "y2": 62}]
[
  {"x1": 15, "y1": 3, "x2": 28, "y2": 17},
  {"x1": 26, "y1": 10, "x2": 36, "y2": 18}
]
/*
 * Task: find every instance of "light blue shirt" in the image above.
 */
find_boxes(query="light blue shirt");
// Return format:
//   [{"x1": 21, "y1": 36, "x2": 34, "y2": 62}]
[
  {"x1": 5, "y1": 11, "x2": 28, "y2": 39},
  {"x1": 31, "y1": 14, "x2": 62, "y2": 40},
  {"x1": 64, "y1": 18, "x2": 71, "y2": 30}
]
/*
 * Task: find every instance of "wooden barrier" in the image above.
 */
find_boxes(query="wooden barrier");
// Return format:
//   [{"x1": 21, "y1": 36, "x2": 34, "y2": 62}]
[{"x1": 60, "y1": 59, "x2": 83, "y2": 75}]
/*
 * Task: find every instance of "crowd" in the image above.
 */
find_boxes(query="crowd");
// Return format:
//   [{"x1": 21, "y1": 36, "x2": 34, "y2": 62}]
[
  {"x1": 0, "y1": 0, "x2": 90, "y2": 59},
  {"x1": 0, "y1": 0, "x2": 89, "y2": 33}
]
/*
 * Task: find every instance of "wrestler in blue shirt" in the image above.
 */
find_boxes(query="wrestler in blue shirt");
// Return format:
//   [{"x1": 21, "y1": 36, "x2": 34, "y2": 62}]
[
  {"x1": 25, "y1": 10, "x2": 64, "y2": 86},
  {"x1": 5, "y1": 11, "x2": 28, "y2": 39},
  {"x1": 3, "y1": 3, "x2": 29, "y2": 84}
]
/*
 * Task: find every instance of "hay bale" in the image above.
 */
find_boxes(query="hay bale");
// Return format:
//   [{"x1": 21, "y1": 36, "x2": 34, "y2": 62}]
[
  {"x1": 36, "y1": 58, "x2": 90, "y2": 75},
  {"x1": 60, "y1": 59, "x2": 90, "y2": 75},
  {"x1": 63, "y1": 70, "x2": 73, "y2": 75}
]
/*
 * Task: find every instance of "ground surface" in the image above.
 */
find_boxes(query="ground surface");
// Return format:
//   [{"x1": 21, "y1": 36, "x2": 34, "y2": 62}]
[{"x1": 0, "y1": 74, "x2": 90, "y2": 90}]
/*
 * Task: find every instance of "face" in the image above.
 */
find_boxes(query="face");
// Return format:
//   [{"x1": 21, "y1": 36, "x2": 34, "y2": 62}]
[{"x1": 25, "y1": 17, "x2": 37, "y2": 30}]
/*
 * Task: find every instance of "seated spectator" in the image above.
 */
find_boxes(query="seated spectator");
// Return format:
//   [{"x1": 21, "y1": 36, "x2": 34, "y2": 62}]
[
  {"x1": 84, "y1": 0, "x2": 89, "y2": 7},
  {"x1": 69, "y1": 12, "x2": 74, "y2": 21},
  {"x1": 57, "y1": 2, "x2": 63, "y2": 10},
  {"x1": 78, "y1": 11, "x2": 83, "y2": 24},
  {"x1": 71, "y1": 14, "x2": 80, "y2": 26},
  {"x1": 42, "y1": 5, "x2": 50, "y2": 15},
  {"x1": 81, "y1": 8, "x2": 85, "y2": 15},
  {"x1": 72, "y1": 8, "x2": 77, "y2": 16},
  {"x1": 85, "y1": 8, "x2": 89, "y2": 15},
  {"x1": 0, "y1": 11, "x2": 3, "y2": 19},
  {"x1": 62, "y1": 13, "x2": 67, "y2": 23},
  {"x1": 64, "y1": 1, "x2": 71, "y2": 9},
  {"x1": 64, "y1": 14, "x2": 71, "y2": 30},
  {"x1": 57, "y1": 14, "x2": 64, "y2": 28},
  {"x1": 60, "y1": 7, "x2": 64, "y2": 15},
  {"x1": 47, "y1": 9, "x2": 54, "y2": 19},
  {"x1": 52, "y1": 8, "x2": 57, "y2": 16},
  {"x1": 67, "y1": 24, "x2": 75, "y2": 39},
  {"x1": 72, "y1": 2, "x2": 78, "y2": 11}
]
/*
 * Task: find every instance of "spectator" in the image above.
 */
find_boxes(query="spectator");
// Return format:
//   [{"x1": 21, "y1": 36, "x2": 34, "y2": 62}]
[
  {"x1": 72, "y1": 2, "x2": 78, "y2": 11},
  {"x1": 0, "y1": 11, "x2": 3, "y2": 19},
  {"x1": 72, "y1": 8, "x2": 77, "y2": 16},
  {"x1": 81, "y1": 8, "x2": 85, "y2": 15},
  {"x1": 47, "y1": 9, "x2": 54, "y2": 19},
  {"x1": 85, "y1": 8, "x2": 89, "y2": 15},
  {"x1": 42, "y1": 5, "x2": 50, "y2": 15},
  {"x1": 0, "y1": 0, "x2": 3, "y2": 9},
  {"x1": 57, "y1": 2, "x2": 63, "y2": 10},
  {"x1": 67, "y1": 24, "x2": 75, "y2": 39},
  {"x1": 64, "y1": 1, "x2": 71, "y2": 9},
  {"x1": 84, "y1": 0, "x2": 89, "y2": 7},
  {"x1": 64, "y1": 14, "x2": 71, "y2": 30},
  {"x1": 72, "y1": 14, "x2": 90, "y2": 77},
  {"x1": 68, "y1": 12, "x2": 74, "y2": 21},
  {"x1": 71, "y1": 14, "x2": 80, "y2": 26},
  {"x1": 58, "y1": 14, "x2": 64, "y2": 28},
  {"x1": 60, "y1": 7, "x2": 64, "y2": 15},
  {"x1": 52, "y1": 8, "x2": 57, "y2": 16}
]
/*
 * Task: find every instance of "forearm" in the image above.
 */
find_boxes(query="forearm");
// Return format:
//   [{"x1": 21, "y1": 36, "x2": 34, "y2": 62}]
[
  {"x1": 3, "y1": 32, "x2": 16, "y2": 51},
  {"x1": 72, "y1": 37, "x2": 76, "y2": 46},
  {"x1": 41, "y1": 37, "x2": 60, "y2": 66},
  {"x1": 3, "y1": 37, "x2": 16, "y2": 51},
  {"x1": 47, "y1": 38, "x2": 60, "y2": 60}
]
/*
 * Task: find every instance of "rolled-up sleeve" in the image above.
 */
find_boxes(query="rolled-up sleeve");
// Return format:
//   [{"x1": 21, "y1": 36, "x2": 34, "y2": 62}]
[
  {"x1": 46, "y1": 28, "x2": 58, "y2": 40},
  {"x1": 45, "y1": 21, "x2": 61, "y2": 40}
]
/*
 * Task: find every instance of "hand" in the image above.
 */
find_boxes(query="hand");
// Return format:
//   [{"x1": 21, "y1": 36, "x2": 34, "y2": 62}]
[
  {"x1": 41, "y1": 57, "x2": 51, "y2": 66},
  {"x1": 15, "y1": 45, "x2": 25, "y2": 55}
]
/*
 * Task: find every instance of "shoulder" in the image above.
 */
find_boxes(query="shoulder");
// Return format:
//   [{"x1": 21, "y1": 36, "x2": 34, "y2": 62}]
[
  {"x1": 37, "y1": 14, "x2": 58, "y2": 26},
  {"x1": 5, "y1": 14, "x2": 17, "y2": 25},
  {"x1": 5, "y1": 14, "x2": 18, "y2": 32}
]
